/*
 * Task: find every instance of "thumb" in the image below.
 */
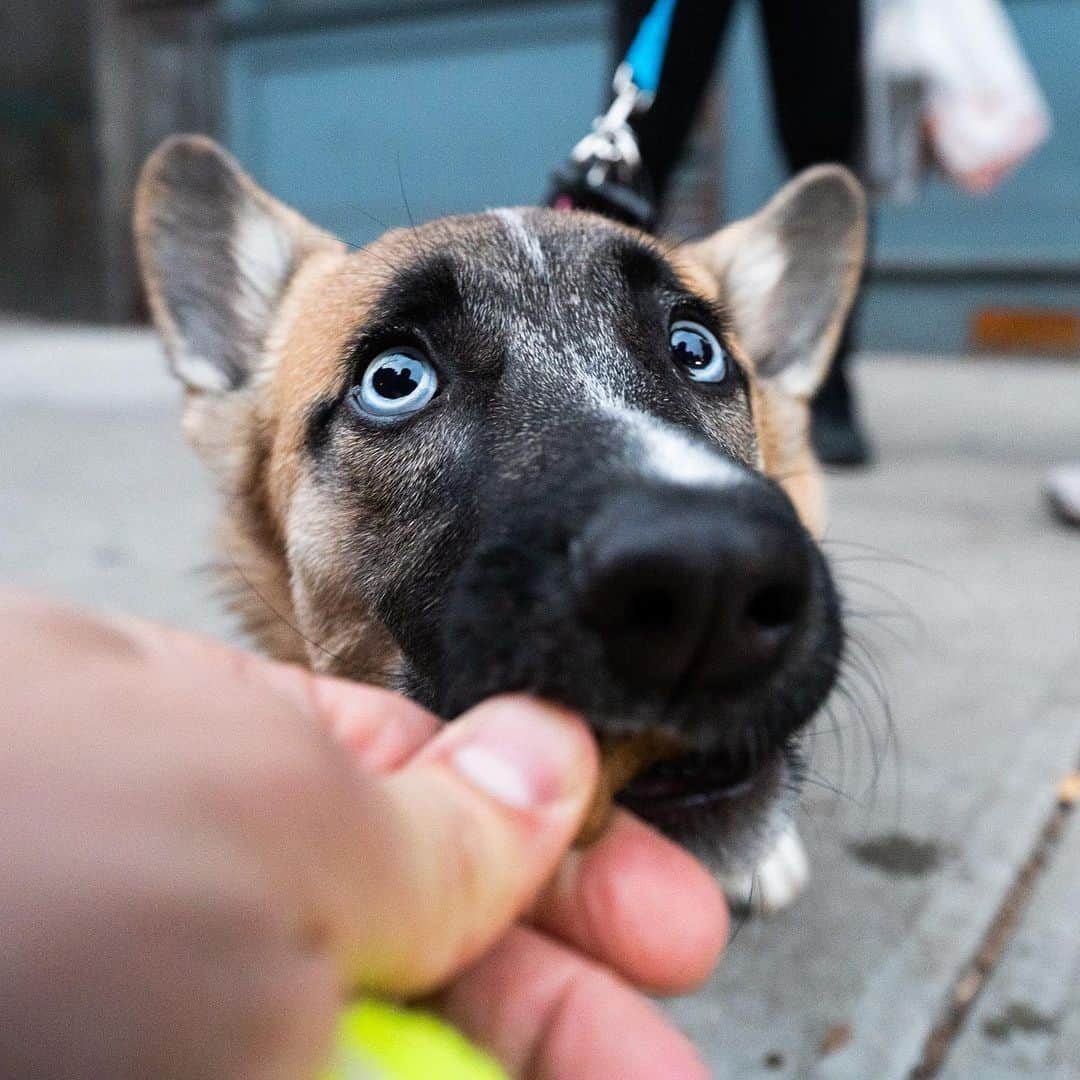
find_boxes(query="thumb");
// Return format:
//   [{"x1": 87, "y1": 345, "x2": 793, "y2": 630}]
[{"x1": 342, "y1": 696, "x2": 598, "y2": 997}]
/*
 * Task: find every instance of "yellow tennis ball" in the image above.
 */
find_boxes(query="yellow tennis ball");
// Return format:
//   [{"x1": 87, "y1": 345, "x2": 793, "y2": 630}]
[{"x1": 323, "y1": 999, "x2": 508, "y2": 1080}]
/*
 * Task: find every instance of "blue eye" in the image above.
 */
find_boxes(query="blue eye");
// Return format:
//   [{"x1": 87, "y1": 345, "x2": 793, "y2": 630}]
[
  {"x1": 350, "y1": 348, "x2": 438, "y2": 420},
  {"x1": 670, "y1": 321, "x2": 728, "y2": 383}
]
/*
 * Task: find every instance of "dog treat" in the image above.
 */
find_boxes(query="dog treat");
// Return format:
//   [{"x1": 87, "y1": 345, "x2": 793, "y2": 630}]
[{"x1": 575, "y1": 730, "x2": 683, "y2": 846}]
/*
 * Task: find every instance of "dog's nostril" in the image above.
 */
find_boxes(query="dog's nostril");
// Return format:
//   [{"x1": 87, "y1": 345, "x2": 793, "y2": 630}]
[
  {"x1": 745, "y1": 582, "x2": 806, "y2": 631},
  {"x1": 626, "y1": 586, "x2": 678, "y2": 631},
  {"x1": 575, "y1": 551, "x2": 711, "y2": 687}
]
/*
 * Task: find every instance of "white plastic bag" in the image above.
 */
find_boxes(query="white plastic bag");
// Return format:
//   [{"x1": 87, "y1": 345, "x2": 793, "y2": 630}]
[{"x1": 865, "y1": 0, "x2": 1052, "y2": 199}]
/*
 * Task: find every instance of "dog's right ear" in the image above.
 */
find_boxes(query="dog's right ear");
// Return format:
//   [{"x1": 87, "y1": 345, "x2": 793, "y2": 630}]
[
  {"x1": 135, "y1": 135, "x2": 342, "y2": 394},
  {"x1": 684, "y1": 165, "x2": 866, "y2": 400}
]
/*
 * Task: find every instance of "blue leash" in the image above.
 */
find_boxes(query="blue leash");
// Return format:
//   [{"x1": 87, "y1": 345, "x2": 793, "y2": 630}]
[{"x1": 624, "y1": 0, "x2": 680, "y2": 100}]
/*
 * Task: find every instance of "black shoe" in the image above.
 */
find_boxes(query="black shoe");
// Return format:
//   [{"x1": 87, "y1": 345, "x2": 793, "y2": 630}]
[
  {"x1": 811, "y1": 326, "x2": 873, "y2": 467},
  {"x1": 811, "y1": 401, "x2": 873, "y2": 467}
]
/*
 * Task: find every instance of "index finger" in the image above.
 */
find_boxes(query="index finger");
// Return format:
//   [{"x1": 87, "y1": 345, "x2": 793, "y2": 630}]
[{"x1": 102, "y1": 610, "x2": 441, "y2": 772}]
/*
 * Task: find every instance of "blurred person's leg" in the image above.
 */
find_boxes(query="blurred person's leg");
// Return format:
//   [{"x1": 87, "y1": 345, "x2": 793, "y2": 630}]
[
  {"x1": 611, "y1": 0, "x2": 870, "y2": 465},
  {"x1": 761, "y1": 0, "x2": 872, "y2": 466}
]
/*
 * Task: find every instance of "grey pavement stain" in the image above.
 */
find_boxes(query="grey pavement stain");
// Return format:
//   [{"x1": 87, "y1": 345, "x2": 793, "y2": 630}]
[
  {"x1": 981, "y1": 1002, "x2": 1060, "y2": 1042},
  {"x1": 94, "y1": 545, "x2": 130, "y2": 568},
  {"x1": 818, "y1": 1022, "x2": 854, "y2": 1057},
  {"x1": 847, "y1": 832, "x2": 944, "y2": 876}
]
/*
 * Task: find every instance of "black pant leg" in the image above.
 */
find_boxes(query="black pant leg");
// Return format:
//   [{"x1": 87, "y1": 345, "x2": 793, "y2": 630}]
[
  {"x1": 758, "y1": 0, "x2": 864, "y2": 172},
  {"x1": 616, "y1": 0, "x2": 737, "y2": 205},
  {"x1": 759, "y1": 0, "x2": 865, "y2": 412}
]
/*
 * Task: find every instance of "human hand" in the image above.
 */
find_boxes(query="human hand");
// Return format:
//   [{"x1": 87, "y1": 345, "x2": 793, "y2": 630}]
[{"x1": 0, "y1": 589, "x2": 726, "y2": 1079}]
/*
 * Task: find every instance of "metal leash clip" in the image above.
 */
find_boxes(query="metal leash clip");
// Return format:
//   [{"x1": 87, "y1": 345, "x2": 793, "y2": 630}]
[
  {"x1": 547, "y1": 0, "x2": 679, "y2": 231},
  {"x1": 570, "y1": 63, "x2": 652, "y2": 187},
  {"x1": 547, "y1": 63, "x2": 658, "y2": 231}
]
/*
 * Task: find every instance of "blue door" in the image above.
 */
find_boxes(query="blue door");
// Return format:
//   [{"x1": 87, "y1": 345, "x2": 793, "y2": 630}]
[{"x1": 220, "y1": 1, "x2": 608, "y2": 246}]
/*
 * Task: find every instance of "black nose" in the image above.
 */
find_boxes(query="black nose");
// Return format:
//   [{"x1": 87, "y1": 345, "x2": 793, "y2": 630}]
[{"x1": 573, "y1": 485, "x2": 812, "y2": 691}]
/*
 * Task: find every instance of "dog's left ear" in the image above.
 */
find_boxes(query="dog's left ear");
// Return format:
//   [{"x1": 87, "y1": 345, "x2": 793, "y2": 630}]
[
  {"x1": 686, "y1": 164, "x2": 866, "y2": 400},
  {"x1": 135, "y1": 134, "x2": 342, "y2": 394}
]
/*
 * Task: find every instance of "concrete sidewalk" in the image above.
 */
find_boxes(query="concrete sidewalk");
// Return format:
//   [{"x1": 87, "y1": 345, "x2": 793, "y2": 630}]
[{"x1": 3, "y1": 322, "x2": 1079, "y2": 1077}]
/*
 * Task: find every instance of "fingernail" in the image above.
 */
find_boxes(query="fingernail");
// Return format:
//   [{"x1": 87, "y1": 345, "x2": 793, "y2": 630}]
[{"x1": 449, "y1": 699, "x2": 589, "y2": 811}]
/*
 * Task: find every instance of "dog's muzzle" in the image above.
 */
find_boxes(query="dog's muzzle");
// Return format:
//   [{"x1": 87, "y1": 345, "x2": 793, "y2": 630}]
[{"x1": 432, "y1": 468, "x2": 841, "y2": 841}]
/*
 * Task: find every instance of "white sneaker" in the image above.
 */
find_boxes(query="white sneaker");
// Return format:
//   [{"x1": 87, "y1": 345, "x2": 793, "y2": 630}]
[{"x1": 1045, "y1": 464, "x2": 1080, "y2": 527}]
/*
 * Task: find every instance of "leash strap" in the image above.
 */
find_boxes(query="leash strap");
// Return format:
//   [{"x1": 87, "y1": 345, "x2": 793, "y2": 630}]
[
  {"x1": 624, "y1": 0, "x2": 679, "y2": 99},
  {"x1": 547, "y1": 0, "x2": 682, "y2": 230}
]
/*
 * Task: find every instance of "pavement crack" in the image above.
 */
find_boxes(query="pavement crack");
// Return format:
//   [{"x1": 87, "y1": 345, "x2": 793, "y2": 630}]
[{"x1": 909, "y1": 761, "x2": 1080, "y2": 1078}]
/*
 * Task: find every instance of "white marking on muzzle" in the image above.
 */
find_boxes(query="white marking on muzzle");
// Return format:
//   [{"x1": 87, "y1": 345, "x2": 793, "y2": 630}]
[
  {"x1": 608, "y1": 406, "x2": 745, "y2": 489},
  {"x1": 491, "y1": 208, "x2": 546, "y2": 274}
]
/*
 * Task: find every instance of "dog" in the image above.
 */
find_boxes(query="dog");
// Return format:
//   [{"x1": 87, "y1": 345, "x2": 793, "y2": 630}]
[{"x1": 135, "y1": 135, "x2": 865, "y2": 912}]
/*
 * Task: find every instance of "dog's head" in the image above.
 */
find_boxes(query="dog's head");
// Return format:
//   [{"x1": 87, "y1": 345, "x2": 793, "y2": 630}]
[{"x1": 136, "y1": 136, "x2": 864, "y2": 860}]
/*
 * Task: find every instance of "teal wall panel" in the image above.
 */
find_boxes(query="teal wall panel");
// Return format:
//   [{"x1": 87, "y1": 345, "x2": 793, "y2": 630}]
[{"x1": 223, "y1": 2, "x2": 608, "y2": 246}]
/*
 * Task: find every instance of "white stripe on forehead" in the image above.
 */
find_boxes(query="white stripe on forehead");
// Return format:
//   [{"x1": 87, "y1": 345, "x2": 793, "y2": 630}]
[
  {"x1": 606, "y1": 404, "x2": 745, "y2": 489},
  {"x1": 490, "y1": 208, "x2": 546, "y2": 274}
]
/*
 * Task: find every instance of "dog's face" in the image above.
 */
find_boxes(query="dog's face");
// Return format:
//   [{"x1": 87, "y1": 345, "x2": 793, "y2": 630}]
[{"x1": 136, "y1": 137, "x2": 864, "y2": 861}]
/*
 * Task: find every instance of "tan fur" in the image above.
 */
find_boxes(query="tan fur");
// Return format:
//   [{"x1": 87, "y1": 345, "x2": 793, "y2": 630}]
[{"x1": 207, "y1": 243, "x2": 417, "y2": 676}]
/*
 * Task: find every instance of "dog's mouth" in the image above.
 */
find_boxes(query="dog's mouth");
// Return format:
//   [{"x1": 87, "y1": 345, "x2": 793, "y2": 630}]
[
  {"x1": 617, "y1": 743, "x2": 784, "y2": 816},
  {"x1": 429, "y1": 504, "x2": 840, "y2": 849}
]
